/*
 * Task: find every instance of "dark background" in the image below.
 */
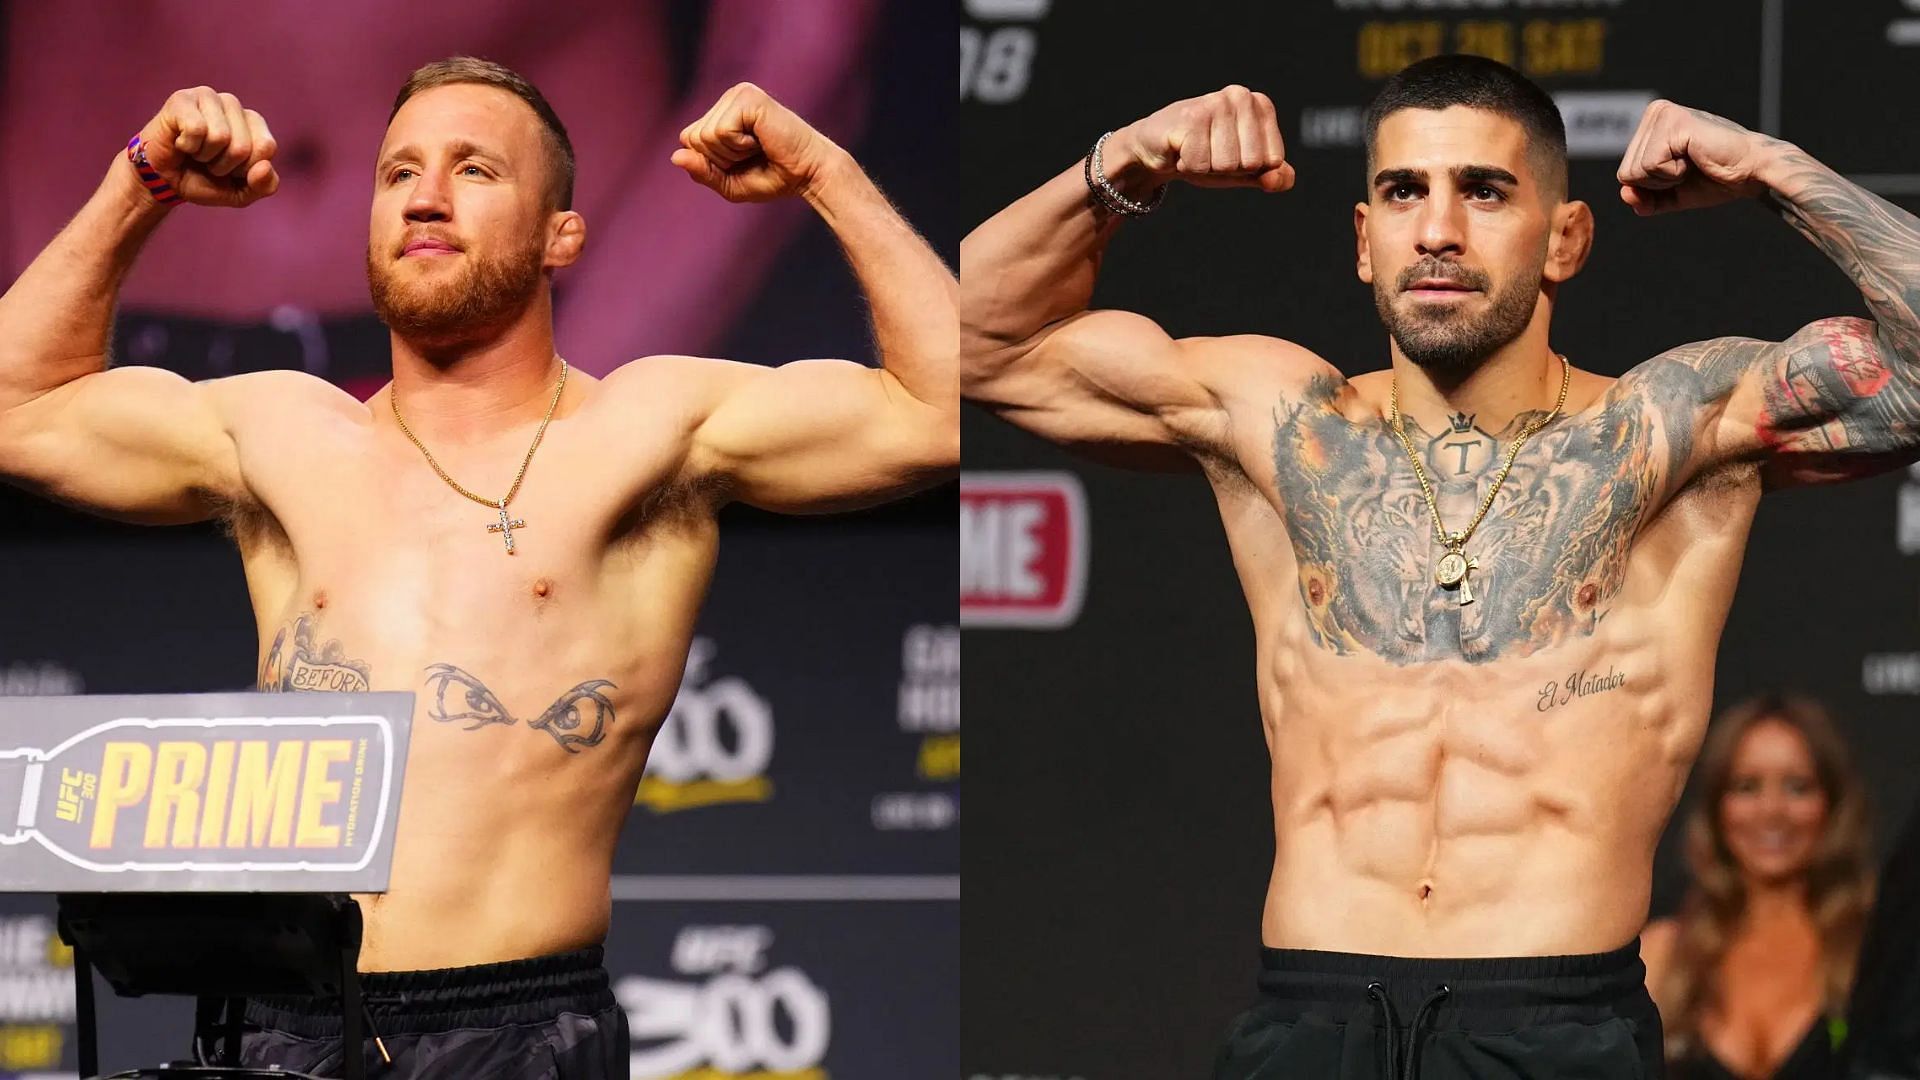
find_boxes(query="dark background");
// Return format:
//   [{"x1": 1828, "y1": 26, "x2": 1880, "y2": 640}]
[
  {"x1": 961, "y1": 1, "x2": 1920, "y2": 1077},
  {"x1": 0, "y1": 1, "x2": 955, "y2": 1077}
]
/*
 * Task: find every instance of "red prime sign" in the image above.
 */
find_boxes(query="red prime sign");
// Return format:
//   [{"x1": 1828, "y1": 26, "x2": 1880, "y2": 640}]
[{"x1": 960, "y1": 471, "x2": 1088, "y2": 629}]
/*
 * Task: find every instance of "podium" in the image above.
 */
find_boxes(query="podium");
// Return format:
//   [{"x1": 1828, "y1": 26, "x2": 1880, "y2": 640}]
[
  {"x1": 61, "y1": 892, "x2": 362, "y2": 1079},
  {"x1": 0, "y1": 692, "x2": 414, "y2": 1079}
]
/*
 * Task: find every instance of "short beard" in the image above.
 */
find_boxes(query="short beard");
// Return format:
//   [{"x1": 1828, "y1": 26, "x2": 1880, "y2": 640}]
[
  {"x1": 366, "y1": 231, "x2": 547, "y2": 355},
  {"x1": 1373, "y1": 250, "x2": 1545, "y2": 377}
]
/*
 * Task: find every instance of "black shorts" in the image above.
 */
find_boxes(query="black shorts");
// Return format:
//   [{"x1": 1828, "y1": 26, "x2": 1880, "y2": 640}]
[
  {"x1": 1214, "y1": 939, "x2": 1664, "y2": 1079},
  {"x1": 238, "y1": 945, "x2": 629, "y2": 1079}
]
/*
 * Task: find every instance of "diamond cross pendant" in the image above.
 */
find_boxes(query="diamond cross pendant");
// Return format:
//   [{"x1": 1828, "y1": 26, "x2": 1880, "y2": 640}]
[{"x1": 486, "y1": 502, "x2": 526, "y2": 554}]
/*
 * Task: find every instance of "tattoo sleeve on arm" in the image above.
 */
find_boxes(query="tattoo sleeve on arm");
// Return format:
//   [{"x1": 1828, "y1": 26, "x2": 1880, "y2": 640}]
[
  {"x1": 1766, "y1": 151, "x2": 1920, "y2": 361},
  {"x1": 1741, "y1": 150, "x2": 1920, "y2": 479},
  {"x1": 1621, "y1": 321, "x2": 1920, "y2": 488},
  {"x1": 1614, "y1": 336, "x2": 1765, "y2": 481},
  {"x1": 1754, "y1": 317, "x2": 1920, "y2": 480}
]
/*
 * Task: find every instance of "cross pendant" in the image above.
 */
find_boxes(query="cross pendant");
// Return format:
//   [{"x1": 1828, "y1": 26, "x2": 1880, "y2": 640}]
[
  {"x1": 485, "y1": 503, "x2": 526, "y2": 554},
  {"x1": 1456, "y1": 561, "x2": 1478, "y2": 606}
]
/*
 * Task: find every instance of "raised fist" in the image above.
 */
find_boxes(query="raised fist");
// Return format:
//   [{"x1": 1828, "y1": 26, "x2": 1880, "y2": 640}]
[
  {"x1": 1616, "y1": 99, "x2": 1771, "y2": 215},
  {"x1": 671, "y1": 82, "x2": 838, "y2": 203},
  {"x1": 135, "y1": 87, "x2": 280, "y2": 208},
  {"x1": 1113, "y1": 85, "x2": 1294, "y2": 192}
]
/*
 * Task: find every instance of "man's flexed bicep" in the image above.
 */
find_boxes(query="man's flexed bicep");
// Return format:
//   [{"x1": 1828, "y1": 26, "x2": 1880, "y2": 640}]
[
  {"x1": 964, "y1": 304, "x2": 1234, "y2": 459},
  {"x1": 0, "y1": 366, "x2": 246, "y2": 523},
  {"x1": 962, "y1": 84, "x2": 1296, "y2": 468},
  {"x1": 1613, "y1": 102, "x2": 1920, "y2": 489},
  {"x1": 1725, "y1": 319, "x2": 1920, "y2": 488},
  {"x1": 1633, "y1": 319, "x2": 1920, "y2": 490},
  {"x1": 665, "y1": 82, "x2": 956, "y2": 511},
  {"x1": 687, "y1": 356, "x2": 956, "y2": 513},
  {"x1": 0, "y1": 83, "x2": 278, "y2": 522}
]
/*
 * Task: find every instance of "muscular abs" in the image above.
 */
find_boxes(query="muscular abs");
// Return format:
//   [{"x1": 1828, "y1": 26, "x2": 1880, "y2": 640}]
[{"x1": 1226, "y1": 362, "x2": 1757, "y2": 956}]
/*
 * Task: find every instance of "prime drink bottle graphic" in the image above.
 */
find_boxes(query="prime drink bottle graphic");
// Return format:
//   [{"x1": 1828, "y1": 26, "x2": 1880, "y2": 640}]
[{"x1": 0, "y1": 715, "x2": 395, "y2": 874}]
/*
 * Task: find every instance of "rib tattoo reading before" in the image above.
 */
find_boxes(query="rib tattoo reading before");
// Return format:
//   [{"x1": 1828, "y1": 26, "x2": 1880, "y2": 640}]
[
  {"x1": 422, "y1": 664, "x2": 618, "y2": 753},
  {"x1": 258, "y1": 614, "x2": 372, "y2": 692}
]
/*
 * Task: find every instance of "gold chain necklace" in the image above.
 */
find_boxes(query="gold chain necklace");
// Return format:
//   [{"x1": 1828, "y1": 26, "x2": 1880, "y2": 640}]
[
  {"x1": 1386, "y1": 353, "x2": 1570, "y2": 606},
  {"x1": 390, "y1": 357, "x2": 569, "y2": 555}
]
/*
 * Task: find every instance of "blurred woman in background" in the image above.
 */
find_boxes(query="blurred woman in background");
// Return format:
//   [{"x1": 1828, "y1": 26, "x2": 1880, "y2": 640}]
[{"x1": 1642, "y1": 693, "x2": 1877, "y2": 1080}]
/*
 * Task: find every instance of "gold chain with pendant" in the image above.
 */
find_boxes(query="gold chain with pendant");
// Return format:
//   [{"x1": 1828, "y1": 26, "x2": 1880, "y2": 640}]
[
  {"x1": 390, "y1": 357, "x2": 568, "y2": 554},
  {"x1": 1386, "y1": 353, "x2": 1570, "y2": 605}
]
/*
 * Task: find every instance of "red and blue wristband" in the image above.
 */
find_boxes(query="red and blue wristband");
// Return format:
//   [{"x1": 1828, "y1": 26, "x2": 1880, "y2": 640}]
[{"x1": 125, "y1": 135, "x2": 183, "y2": 206}]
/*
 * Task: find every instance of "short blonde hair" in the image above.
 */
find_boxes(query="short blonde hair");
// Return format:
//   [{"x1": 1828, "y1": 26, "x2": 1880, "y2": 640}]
[{"x1": 389, "y1": 56, "x2": 575, "y2": 211}]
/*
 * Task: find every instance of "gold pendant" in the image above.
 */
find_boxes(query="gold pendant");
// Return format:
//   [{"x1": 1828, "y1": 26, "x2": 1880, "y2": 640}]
[{"x1": 1435, "y1": 549, "x2": 1478, "y2": 605}]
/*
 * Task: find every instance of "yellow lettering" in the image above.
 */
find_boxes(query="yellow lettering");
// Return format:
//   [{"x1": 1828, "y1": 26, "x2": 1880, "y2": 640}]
[
  {"x1": 1453, "y1": 20, "x2": 1514, "y2": 66},
  {"x1": 917, "y1": 735, "x2": 961, "y2": 781},
  {"x1": 226, "y1": 741, "x2": 303, "y2": 848},
  {"x1": 44, "y1": 931, "x2": 71, "y2": 968},
  {"x1": 294, "y1": 740, "x2": 352, "y2": 848},
  {"x1": 91, "y1": 744, "x2": 152, "y2": 850},
  {"x1": 0, "y1": 1023, "x2": 63, "y2": 1069},
  {"x1": 144, "y1": 742, "x2": 208, "y2": 849},
  {"x1": 198, "y1": 741, "x2": 236, "y2": 848},
  {"x1": 1523, "y1": 18, "x2": 1606, "y2": 77},
  {"x1": 1358, "y1": 20, "x2": 1444, "y2": 79}
]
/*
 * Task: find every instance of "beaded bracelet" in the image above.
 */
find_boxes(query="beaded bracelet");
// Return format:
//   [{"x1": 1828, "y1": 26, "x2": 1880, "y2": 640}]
[
  {"x1": 125, "y1": 136, "x2": 184, "y2": 206},
  {"x1": 1083, "y1": 131, "x2": 1166, "y2": 217}
]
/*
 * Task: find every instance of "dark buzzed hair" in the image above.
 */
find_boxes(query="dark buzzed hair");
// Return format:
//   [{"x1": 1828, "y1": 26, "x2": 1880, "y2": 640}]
[
  {"x1": 1364, "y1": 54, "x2": 1567, "y2": 202},
  {"x1": 390, "y1": 56, "x2": 576, "y2": 211}
]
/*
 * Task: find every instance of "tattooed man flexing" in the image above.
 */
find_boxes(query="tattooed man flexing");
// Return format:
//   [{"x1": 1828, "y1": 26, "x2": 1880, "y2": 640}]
[
  {"x1": 963, "y1": 55, "x2": 1917, "y2": 1079},
  {"x1": 0, "y1": 60, "x2": 955, "y2": 1075}
]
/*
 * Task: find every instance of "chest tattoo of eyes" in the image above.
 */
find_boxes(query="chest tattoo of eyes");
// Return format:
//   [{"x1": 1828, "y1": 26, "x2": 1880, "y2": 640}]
[{"x1": 422, "y1": 664, "x2": 618, "y2": 754}]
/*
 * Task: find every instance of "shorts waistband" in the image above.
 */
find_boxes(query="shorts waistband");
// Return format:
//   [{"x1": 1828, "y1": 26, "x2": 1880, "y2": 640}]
[
  {"x1": 245, "y1": 945, "x2": 614, "y2": 1039},
  {"x1": 1256, "y1": 938, "x2": 1648, "y2": 1020}
]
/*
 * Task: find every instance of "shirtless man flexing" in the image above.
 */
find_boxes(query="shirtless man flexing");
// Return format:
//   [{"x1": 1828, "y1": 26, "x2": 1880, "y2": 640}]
[
  {"x1": 962, "y1": 54, "x2": 1919, "y2": 1079},
  {"x1": 0, "y1": 58, "x2": 955, "y2": 1075}
]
